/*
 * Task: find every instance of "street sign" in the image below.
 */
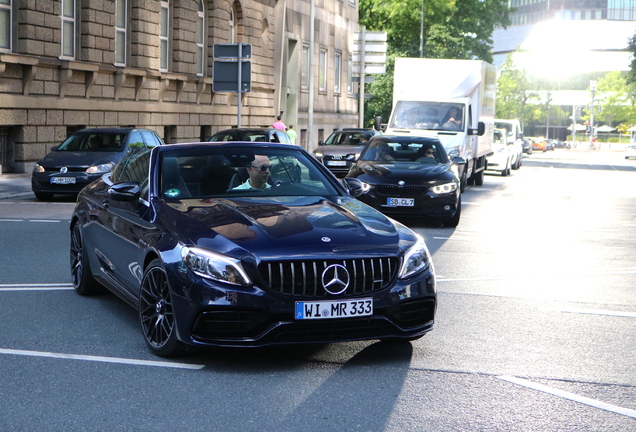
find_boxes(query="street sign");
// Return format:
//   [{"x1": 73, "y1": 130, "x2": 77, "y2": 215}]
[
  {"x1": 351, "y1": 76, "x2": 375, "y2": 84},
  {"x1": 353, "y1": 42, "x2": 388, "y2": 53},
  {"x1": 353, "y1": 53, "x2": 386, "y2": 64},
  {"x1": 353, "y1": 31, "x2": 387, "y2": 42},
  {"x1": 213, "y1": 60, "x2": 251, "y2": 92},
  {"x1": 352, "y1": 64, "x2": 386, "y2": 75},
  {"x1": 354, "y1": 93, "x2": 372, "y2": 100},
  {"x1": 213, "y1": 43, "x2": 252, "y2": 59}
]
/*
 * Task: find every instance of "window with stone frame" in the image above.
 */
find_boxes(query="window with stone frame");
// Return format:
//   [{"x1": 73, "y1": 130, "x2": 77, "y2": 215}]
[
  {"x1": 115, "y1": 0, "x2": 127, "y2": 65},
  {"x1": 0, "y1": 0, "x2": 11, "y2": 52},
  {"x1": 160, "y1": 0, "x2": 170, "y2": 71},
  {"x1": 61, "y1": 0, "x2": 76, "y2": 59},
  {"x1": 196, "y1": 0, "x2": 205, "y2": 75}
]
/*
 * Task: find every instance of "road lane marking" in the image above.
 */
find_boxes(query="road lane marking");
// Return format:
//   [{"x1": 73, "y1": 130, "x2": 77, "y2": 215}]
[
  {"x1": 551, "y1": 308, "x2": 636, "y2": 318},
  {"x1": 0, "y1": 219, "x2": 23, "y2": 222},
  {"x1": 0, "y1": 283, "x2": 73, "y2": 291},
  {"x1": 435, "y1": 268, "x2": 636, "y2": 282},
  {"x1": 0, "y1": 348, "x2": 205, "y2": 370},
  {"x1": 498, "y1": 375, "x2": 636, "y2": 418},
  {"x1": 30, "y1": 219, "x2": 63, "y2": 223}
]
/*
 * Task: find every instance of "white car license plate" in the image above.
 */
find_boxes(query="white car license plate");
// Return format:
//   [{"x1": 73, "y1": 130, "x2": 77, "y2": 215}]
[
  {"x1": 51, "y1": 177, "x2": 76, "y2": 184},
  {"x1": 327, "y1": 160, "x2": 347, "y2": 166},
  {"x1": 387, "y1": 198, "x2": 414, "y2": 207},
  {"x1": 295, "y1": 298, "x2": 373, "y2": 320}
]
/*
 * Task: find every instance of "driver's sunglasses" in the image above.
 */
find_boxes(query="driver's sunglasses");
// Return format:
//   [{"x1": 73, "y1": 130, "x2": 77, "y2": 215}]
[{"x1": 252, "y1": 164, "x2": 271, "y2": 172}]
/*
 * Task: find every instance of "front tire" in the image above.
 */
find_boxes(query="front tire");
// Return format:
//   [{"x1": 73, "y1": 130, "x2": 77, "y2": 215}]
[
  {"x1": 442, "y1": 198, "x2": 461, "y2": 227},
  {"x1": 70, "y1": 223, "x2": 103, "y2": 295},
  {"x1": 139, "y1": 259, "x2": 185, "y2": 357},
  {"x1": 474, "y1": 169, "x2": 485, "y2": 186}
]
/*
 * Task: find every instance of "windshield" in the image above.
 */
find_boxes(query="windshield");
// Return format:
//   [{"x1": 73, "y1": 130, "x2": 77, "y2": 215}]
[
  {"x1": 324, "y1": 131, "x2": 372, "y2": 146},
  {"x1": 359, "y1": 137, "x2": 447, "y2": 165},
  {"x1": 58, "y1": 132, "x2": 127, "y2": 151},
  {"x1": 159, "y1": 146, "x2": 341, "y2": 200},
  {"x1": 211, "y1": 131, "x2": 271, "y2": 142},
  {"x1": 390, "y1": 101, "x2": 464, "y2": 132}
]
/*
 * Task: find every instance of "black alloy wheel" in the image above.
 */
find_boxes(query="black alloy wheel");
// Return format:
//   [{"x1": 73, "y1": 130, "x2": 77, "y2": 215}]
[
  {"x1": 70, "y1": 223, "x2": 102, "y2": 295},
  {"x1": 139, "y1": 259, "x2": 184, "y2": 357}
]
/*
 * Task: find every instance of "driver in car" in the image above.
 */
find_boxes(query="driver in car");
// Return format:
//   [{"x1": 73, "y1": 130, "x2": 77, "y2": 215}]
[{"x1": 233, "y1": 155, "x2": 272, "y2": 190}]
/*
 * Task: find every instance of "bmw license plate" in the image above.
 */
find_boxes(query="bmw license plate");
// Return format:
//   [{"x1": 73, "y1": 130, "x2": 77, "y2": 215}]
[
  {"x1": 295, "y1": 298, "x2": 373, "y2": 320},
  {"x1": 51, "y1": 177, "x2": 76, "y2": 184},
  {"x1": 387, "y1": 198, "x2": 414, "y2": 207},
  {"x1": 326, "y1": 160, "x2": 347, "y2": 166}
]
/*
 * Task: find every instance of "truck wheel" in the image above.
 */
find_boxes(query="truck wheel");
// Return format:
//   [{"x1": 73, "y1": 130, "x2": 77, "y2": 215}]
[
  {"x1": 474, "y1": 169, "x2": 484, "y2": 186},
  {"x1": 460, "y1": 170, "x2": 468, "y2": 191}
]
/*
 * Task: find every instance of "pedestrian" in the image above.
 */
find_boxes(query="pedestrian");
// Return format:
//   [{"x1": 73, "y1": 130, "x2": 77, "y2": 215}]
[
  {"x1": 287, "y1": 124, "x2": 297, "y2": 144},
  {"x1": 273, "y1": 115, "x2": 286, "y2": 131}
]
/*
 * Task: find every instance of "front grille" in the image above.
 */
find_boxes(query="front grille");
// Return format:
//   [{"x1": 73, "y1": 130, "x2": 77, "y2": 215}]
[
  {"x1": 259, "y1": 257, "x2": 398, "y2": 298},
  {"x1": 386, "y1": 298, "x2": 436, "y2": 328},
  {"x1": 375, "y1": 185, "x2": 428, "y2": 196},
  {"x1": 192, "y1": 310, "x2": 270, "y2": 340}
]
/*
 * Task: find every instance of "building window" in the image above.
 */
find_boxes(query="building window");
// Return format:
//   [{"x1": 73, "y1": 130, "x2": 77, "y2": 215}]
[
  {"x1": 319, "y1": 48, "x2": 327, "y2": 91},
  {"x1": 61, "y1": 0, "x2": 75, "y2": 59},
  {"x1": 301, "y1": 44, "x2": 309, "y2": 90},
  {"x1": 347, "y1": 54, "x2": 353, "y2": 95},
  {"x1": 0, "y1": 0, "x2": 11, "y2": 52},
  {"x1": 229, "y1": 4, "x2": 238, "y2": 43},
  {"x1": 160, "y1": 0, "x2": 169, "y2": 71},
  {"x1": 334, "y1": 52, "x2": 342, "y2": 94},
  {"x1": 115, "y1": 0, "x2": 127, "y2": 65},
  {"x1": 197, "y1": 0, "x2": 204, "y2": 75}
]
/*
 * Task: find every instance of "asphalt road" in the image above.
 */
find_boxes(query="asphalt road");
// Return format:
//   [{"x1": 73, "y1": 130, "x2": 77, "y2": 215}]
[{"x1": 1, "y1": 149, "x2": 635, "y2": 431}]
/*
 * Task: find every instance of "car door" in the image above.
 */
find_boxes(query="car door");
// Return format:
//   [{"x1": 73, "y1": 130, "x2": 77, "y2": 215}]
[{"x1": 97, "y1": 147, "x2": 157, "y2": 295}]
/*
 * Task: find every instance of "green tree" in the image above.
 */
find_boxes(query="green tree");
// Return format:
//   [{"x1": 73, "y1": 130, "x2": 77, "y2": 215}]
[
  {"x1": 595, "y1": 71, "x2": 636, "y2": 127},
  {"x1": 626, "y1": 33, "x2": 636, "y2": 85},
  {"x1": 360, "y1": 0, "x2": 512, "y2": 125},
  {"x1": 495, "y1": 54, "x2": 536, "y2": 129}
]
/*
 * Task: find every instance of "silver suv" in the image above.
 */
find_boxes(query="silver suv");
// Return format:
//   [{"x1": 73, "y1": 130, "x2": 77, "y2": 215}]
[{"x1": 313, "y1": 128, "x2": 382, "y2": 177}]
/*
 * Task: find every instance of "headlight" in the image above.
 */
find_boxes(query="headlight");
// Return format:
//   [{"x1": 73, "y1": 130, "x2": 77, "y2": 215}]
[
  {"x1": 314, "y1": 152, "x2": 323, "y2": 159},
  {"x1": 447, "y1": 146, "x2": 460, "y2": 158},
  {"x1": 33, "y1": 164, "x2": 45, "y2": 173},
  {"x1": 86, "y1": 162, "x2": 116, "y2": 174},
  {"x1": 431, "y1": 182, "x2": 457, "y2": 194},
  {"x1": 399, "y1": 237, "x2": 431, "y2": 279},
  {"x1": 181, "y1": 246, "x2": 251, "y2": 286}
]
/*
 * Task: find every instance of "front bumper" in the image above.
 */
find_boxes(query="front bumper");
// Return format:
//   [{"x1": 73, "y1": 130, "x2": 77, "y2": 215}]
[
  {"x1": 32, "y1": 172, "x2": 102, "y2": 195},
  {"x1": 167, "y1": 265, "x2": 436, "y2": 347}
]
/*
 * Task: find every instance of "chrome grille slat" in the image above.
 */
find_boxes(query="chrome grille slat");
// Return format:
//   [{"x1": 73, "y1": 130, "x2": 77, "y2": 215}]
[{"x1": 259, "y1": 257, "x2": 398, "y2": 298}]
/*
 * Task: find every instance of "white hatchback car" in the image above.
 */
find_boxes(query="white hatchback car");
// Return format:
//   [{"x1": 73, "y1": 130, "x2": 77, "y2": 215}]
[{"x1": 625, "y1": 144, "x2": 636, "y2": 159}]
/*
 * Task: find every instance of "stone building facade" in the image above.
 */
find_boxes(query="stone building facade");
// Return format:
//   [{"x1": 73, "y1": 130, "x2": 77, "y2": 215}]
[{"x1": 0, "y1": 0, "x2": 360, "y2": 173}]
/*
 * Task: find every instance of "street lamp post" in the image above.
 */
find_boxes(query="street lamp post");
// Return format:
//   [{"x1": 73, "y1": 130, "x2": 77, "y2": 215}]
[{"x1": 590, "y1": 80, "x2": 597, "y2": 148}]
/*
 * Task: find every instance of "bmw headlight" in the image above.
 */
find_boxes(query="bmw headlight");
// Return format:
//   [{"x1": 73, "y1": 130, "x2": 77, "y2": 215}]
[
  {"x1": 398, "y1": 237, "x2": 431, "y2": 279},
  {"x1": 33, "y1": 164, "x2": 45, "y2": 173},
  {"x1": 431, "y1": 182, "x2": 457, "y2": 194},
  {"x1": 86, "y1": 162, "x2": 116, "y2": 174},
  {"x1": 182, "y1": 246, "x2": 251, "y2": 286}
]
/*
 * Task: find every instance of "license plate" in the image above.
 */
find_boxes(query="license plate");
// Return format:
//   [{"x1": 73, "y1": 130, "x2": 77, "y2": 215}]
[
  {"x1": 387, "y1": 198, "x2": 414, "y2": 206},
  {"x1": 295, "y1": 298, "x2": 373, "y2": 320},
  {"x1": 51, "y1": 177, "x2": 76, "y2": 184},
  {"x1": 327, "y1": 160, "x2": 347, "y2": 166}
]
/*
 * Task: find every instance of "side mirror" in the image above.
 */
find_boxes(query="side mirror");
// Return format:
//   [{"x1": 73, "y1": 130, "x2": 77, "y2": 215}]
[
  {"x1": 342, "y1": 177, "x2": 366, "y2": 198},
  {"x1": 451, "y1": 156, "x2": 466, "y2": 166},
  {"x1": 109, "y1": 182, "x2": 141, "y2": 202},
  {"x1": 477, "y1": 122, "x2": 485, "y2": 136},
  {"x1": 374, "y1": 116, "x2": 382, "y2": 131},
  {"x1": 318, "y1": 141, "x2": 325, "y2": 146}
]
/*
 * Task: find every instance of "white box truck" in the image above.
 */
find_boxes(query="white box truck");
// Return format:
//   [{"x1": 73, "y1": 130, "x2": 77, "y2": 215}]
[{"x1": 382, "y1": 58, "x2": 496, "y2": 191}]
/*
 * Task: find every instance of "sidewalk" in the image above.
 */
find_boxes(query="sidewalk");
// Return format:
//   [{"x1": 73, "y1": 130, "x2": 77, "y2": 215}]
[{"x1": 0, "y1": 172, "x2": 34, "y2": 200}]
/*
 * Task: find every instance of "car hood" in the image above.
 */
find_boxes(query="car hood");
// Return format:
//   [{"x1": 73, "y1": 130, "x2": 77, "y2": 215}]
[
  {"x1": 155, "y1": 195, "x2": 412, "y2": 260},
  {"x1": 38, "y1": 150, "x2": 122, "y2": 168},
  {"x1": 349, "y1": 161, "x2": 454, "y2": 184}
]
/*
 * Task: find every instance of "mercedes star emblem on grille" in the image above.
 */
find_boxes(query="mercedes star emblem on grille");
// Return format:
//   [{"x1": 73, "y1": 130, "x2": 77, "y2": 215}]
[{"x1": 321, "y1": 264, "x2": 350, "y2": 295}]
